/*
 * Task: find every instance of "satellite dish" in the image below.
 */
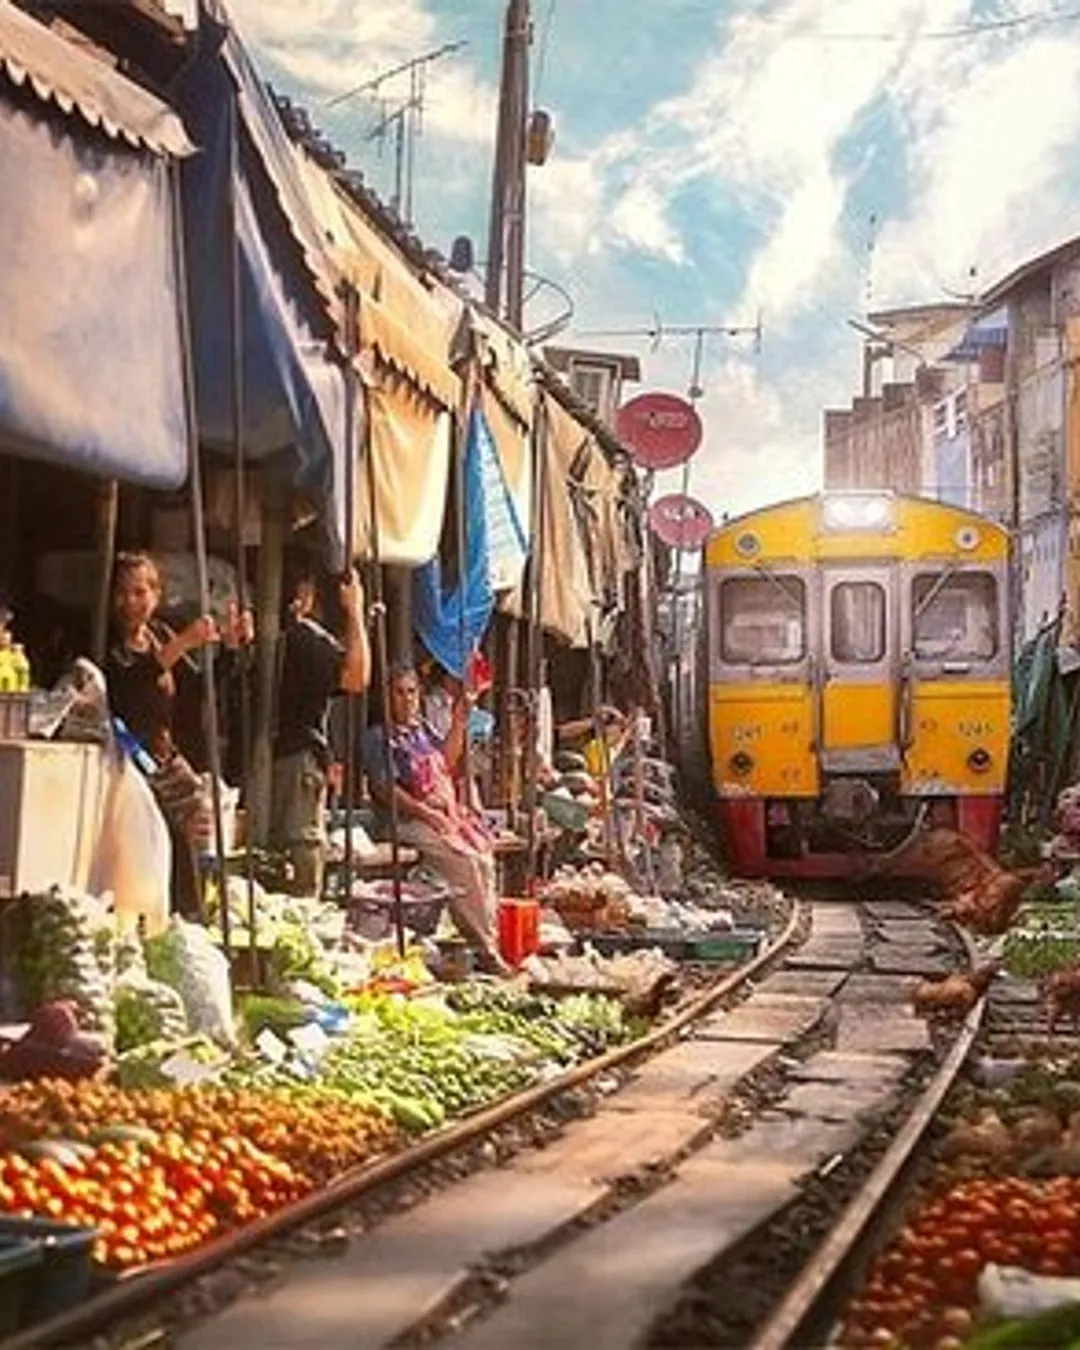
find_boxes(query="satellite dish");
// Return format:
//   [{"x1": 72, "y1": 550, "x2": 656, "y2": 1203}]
[
  {"x1": 615, "y1": 392, "x2": 703, "y2": 471},
  {"x1": 648, "y1": 494, "x2": 715, "y2": 551}
]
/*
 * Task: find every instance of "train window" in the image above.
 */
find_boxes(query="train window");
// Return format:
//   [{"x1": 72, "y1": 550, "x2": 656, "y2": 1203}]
[
  {"x1": 719, "y1": 576, "x2": 806, "y2": 665},
  {"x1": 912, "y1": 571, "x2": 998, "y2": 660},
  {"x1": 831, "y1": 582, "x2": 886, "y2": 663}
]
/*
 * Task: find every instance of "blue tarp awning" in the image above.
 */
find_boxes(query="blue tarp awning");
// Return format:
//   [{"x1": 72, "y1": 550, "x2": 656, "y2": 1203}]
[
  {"x1": 174, "y1": 5, "x2": 348, "y2": 547},
  {"x1": 0, "y1": 0, "x2": 193, "y2": 487},
  {"x1": 943, "y1": 309, "x2": 1008, "y2": 363}
]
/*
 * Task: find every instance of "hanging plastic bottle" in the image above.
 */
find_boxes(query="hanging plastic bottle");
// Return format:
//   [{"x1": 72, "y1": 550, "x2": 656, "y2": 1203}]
[
  {"x1": 0, "y1": 618, "x2": 14, "y2": 694},
  {"x1": 9, "y1": 644, "x2": 29, "y2": 692}
]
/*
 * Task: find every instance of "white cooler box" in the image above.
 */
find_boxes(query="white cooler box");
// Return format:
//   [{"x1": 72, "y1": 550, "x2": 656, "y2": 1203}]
[{"x1": 0, "y1": 741, "x2": 110, "y2": 897}]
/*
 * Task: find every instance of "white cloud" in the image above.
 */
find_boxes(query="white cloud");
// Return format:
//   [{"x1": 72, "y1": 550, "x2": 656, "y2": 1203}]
[{"x1": 874, "y1": 31, "x2": 1080, "y2": 302}]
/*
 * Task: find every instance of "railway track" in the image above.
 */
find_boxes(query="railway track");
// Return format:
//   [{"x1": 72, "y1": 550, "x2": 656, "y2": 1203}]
[{"x1": 6, "y1": 889, "x2": 994, "y2": 1350}]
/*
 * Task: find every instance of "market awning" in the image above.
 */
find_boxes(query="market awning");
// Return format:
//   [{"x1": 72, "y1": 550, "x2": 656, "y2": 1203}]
[
  {"x1": 470, "y1": 307, "x2": 534, "y2": 536},
  {"x1": 295, "y1": 147, "x2": 468, "y2": 565},
  {"x1": 0, "y1": 0, "x2": 193, "y2": 487},
  {"x1": 0, "y1": 0, "x2": 192, "y2": 156},
  {"x1": 174, "y1": 8, "x2": 349, "y2": 548},
  {"x1": 529, "y1": 394, "x2": 595, "y2": 647},
  {"x1": 943, "y1": 308, "x2": 1008, "y2": 363}
]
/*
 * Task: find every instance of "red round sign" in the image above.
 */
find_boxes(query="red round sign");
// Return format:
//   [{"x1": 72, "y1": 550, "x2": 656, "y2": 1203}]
[
  {"x1": 615, "y1": 392, "x2": 703, "y2": 471},
  {"x1": 648, "y1": 494, "x2": 715, "y2": 551}
]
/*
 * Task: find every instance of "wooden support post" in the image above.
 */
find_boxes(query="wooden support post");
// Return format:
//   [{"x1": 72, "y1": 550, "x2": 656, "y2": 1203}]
[
  {"x1": 250, "y1": 483, "x2": 284, "y2": 846},
  {"x1": 91, "y1": 480, "x2": 119, "y2": 665}
]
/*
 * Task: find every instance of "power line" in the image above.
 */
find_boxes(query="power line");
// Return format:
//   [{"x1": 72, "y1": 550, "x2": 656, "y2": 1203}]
[
  {"x1": 534, "y1": 0, "x2": 557, "y2": 97},
  {"x1": 818, "y1": 5, "x2": 1080, "y2": 41}
]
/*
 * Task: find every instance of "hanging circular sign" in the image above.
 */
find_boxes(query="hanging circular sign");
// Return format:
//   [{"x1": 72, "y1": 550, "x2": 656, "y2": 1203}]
[
  {"x1": 615, "y1": 392, "x2": 703, "y2": 471},
  {"x1": 648, "y1": 494, "x2": 715, "y2": 551}
]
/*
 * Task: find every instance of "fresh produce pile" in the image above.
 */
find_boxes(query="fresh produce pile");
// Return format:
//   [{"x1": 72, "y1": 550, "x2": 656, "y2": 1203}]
[
  {"x1": 539, "y1": 867, "x2": 633, "y2": 932},
  {"x1": 839, "y1": 1176, "x2": 1080, "y2": 1348},
  {"x1": 840, "y1": 1060, "x2": 1080, "y2": 1348},
  {"x1": 231, "y1": 986, "x2": 633, "y2": 1133},
  {"x1": 0, "y1": 1078, "x2": 397, "y2": 1269}
]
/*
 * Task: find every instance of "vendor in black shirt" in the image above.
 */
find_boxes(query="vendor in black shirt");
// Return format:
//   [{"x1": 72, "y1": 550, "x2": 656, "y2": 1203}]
[
  {"x1": 105, "y1": 551, "x2": 253, "y2": 918},
  {"x1": 272, "y1": 565, "x2": 370, "y2": 896}
]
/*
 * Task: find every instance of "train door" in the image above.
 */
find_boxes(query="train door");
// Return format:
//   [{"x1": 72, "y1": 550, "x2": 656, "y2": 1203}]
[
  {"x1": 819, "y1": 566, "x2": 899, "y2": 773},
  {"x1": 900, "y1": 564, "x2": 1010, "y2": 844}
]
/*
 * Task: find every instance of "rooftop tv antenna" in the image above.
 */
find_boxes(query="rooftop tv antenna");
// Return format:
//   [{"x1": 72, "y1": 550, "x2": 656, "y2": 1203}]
[{"x1": 326, "y1": 42, "x2": 467, "y2": 226}]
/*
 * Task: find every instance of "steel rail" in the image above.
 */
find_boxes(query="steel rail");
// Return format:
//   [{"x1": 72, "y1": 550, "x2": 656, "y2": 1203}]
[
  {"x1": 752, "y1": 925, "x2": 986, "y2": 1350},
  {"x1": 2, "y1": 904, "x2": 804, "y2": 1350}
]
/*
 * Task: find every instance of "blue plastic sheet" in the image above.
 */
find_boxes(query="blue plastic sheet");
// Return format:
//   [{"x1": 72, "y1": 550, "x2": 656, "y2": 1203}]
[
  {"x1": 413, "y1": 407, "x2": 526, "y2": 679},
  {"x1": 0, "y1": 81, "x2": 189, "y2": 485},
  {"x1": 174, "y1": 12, "x2": 347, "y2": 546}
]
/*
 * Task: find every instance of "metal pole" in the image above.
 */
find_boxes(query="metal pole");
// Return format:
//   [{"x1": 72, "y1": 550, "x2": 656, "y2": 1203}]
[
  {"x1": 670, "y1": 329, "x2": 706, "y2": 760},
  {"x1": 169, "y1": 168, "x2": 231, "y2": 955},
  {"x1": 523, "y1": 396, "x2": 548, "y2": 890},
  {"x1": 341, "y1": 284, "x2": 361, "y2": 914},
  {"x1": 229, "y1": 94, "x2": 258, "y2": 979},
  {"x1": 358, "y1": 362, "x2": 407, "y2": 958},
  {"x1": 454, "y1": 380, "x2": 474, "y2": 797},
  {"x1": 91, "y1": 480, "x2": 119, "y2": 666}
]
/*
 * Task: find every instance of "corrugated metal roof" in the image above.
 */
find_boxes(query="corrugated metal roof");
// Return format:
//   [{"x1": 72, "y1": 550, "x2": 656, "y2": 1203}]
[{"x1": 0, "y1": 0, "x2": 192, "y2": 156}]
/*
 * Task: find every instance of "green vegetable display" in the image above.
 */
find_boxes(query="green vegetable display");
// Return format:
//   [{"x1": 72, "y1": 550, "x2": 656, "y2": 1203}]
[{"x1": 17, "y1": 888, "x2": 115, "y2": 1041}]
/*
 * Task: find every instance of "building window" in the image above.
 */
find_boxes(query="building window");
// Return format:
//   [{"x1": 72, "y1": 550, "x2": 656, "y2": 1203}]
[
  {"x1": 912, "y1": 571, "x2": 998, "y2": 661},
  {"x1": 831, "y1": 582, "x2": 886, "y2": 663},
  {"x1": 569, "y1": 363, "x2": 616, "y2": 422},
  {"x1": 719, "y1": 576, "x2": 805, "y2": 665}
]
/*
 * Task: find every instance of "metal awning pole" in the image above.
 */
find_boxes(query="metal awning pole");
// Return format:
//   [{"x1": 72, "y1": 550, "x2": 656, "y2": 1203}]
[
  {"x1": 341, "y1": 284, "x2": 360, "y2": 912},
  {"x1": 523, "y1": 397, "x2": 548, "y2": 891},
  {"x1": 455, "y1": 382, "x2": 474, "y2": 798},
  {"x1": 229, "y1": 94, "x2": 257, "y2": 978},
  {"x1": 170, "y1": 168, "x2": 230, "y2": 955},
  {"x1": 356, "y1": 319, "x2": 406, "y2": 958}
]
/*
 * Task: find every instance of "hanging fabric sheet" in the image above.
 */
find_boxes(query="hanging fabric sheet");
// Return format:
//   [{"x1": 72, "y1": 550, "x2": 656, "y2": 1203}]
[
  {"x1": 413, "y1": 405, "x2": 526, "y2": 678},
  {"x1": 0, "y1": 0, "x2": 193, "y2": 485}
]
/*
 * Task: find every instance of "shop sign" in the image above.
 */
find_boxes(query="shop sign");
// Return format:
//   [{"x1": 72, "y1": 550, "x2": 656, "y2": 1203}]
[
  {"x1": 615, "y1": 392, "x2": 703, "y2": 470},
  {"x1": 648, "y1": 493, "x2": 715, "y2": 550}
]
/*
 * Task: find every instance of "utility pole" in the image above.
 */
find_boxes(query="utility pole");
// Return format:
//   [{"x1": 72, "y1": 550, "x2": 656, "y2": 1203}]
[{"x1": 485, "y1": 0, "x2": 531, "y2": 328}]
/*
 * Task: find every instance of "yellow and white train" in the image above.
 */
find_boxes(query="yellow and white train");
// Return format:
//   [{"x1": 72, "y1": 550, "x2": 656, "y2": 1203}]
[{"x1": 703, "y1": 492, "x2": 1011, "y2": 877}]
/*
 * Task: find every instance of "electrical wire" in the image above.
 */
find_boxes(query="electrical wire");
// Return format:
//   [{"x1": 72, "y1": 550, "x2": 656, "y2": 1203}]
[
  {"x1": 819, "y1": 5, "x2": 1080, "y2": 41},
  {"x1": 534, "y1": 0, "x2": 557, "y2": 98}
]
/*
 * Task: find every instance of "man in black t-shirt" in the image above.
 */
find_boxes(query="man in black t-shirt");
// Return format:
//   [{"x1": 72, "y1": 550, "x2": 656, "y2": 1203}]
[{"x1": 271, "y1": 567, "x2": 370, "y2": 896}]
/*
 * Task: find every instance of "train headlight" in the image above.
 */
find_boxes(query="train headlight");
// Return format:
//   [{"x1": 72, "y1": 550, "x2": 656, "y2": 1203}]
[
  {"x1": 821, "y1": 493, "x2": 894, "y2": 532},
  {"x1": 967, "y1": 748, "x2": 992, "y2": 773},
  {"x1": 730, "y1": 751, "x2": 754, "y2": 777}
]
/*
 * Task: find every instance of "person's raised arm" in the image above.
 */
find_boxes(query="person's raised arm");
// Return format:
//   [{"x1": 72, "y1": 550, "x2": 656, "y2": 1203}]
[{"x1": 339, "y1": 570, "x2": 371, "y2": 694}]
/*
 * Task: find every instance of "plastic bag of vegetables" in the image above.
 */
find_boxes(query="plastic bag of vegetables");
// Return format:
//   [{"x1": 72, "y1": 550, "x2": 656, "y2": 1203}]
[
  {"x1": 18, "y1": 887, "x2": 115, "y2": 1043},
  {"x1": 145, "y1": 917, "x2": 236, "y2": 1046}
]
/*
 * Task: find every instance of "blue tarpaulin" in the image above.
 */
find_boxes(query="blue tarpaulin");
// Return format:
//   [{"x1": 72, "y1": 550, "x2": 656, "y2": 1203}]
[
  {"x1": 413, "y1": 407, "x2": 526, "y2": 679},
  {"x1": 0, "y1": 0, "x2": 192, "y2": 486},
  {"x1": 174, "y1": 6, "x2": 348, "y2": 545}
]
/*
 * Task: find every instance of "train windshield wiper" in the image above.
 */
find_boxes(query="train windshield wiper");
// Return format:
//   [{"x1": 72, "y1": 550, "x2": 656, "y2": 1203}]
[
  {"x1": 913, "y1": 565, "x2": 958, "y2": 625},
  {"x1": 752, "y1": 562, "x2": 802, "y2": 609}
]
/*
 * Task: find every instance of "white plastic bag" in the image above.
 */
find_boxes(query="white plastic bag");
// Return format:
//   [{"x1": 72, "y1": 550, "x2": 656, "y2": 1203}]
[
  {"x1": 90, "y1": 754, "x2": 171, "y2": 938},
  {"x1": 145, "y1": 917, "x2": 235, "y2": 1046}
]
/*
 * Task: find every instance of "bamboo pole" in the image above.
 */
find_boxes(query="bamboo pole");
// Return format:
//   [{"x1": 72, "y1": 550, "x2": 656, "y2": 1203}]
[
  {"x1": 228, "y1": 95, "x2": 257, "y2": 976},
  {"x1": 523, "y1": 397, "x2": 548, "y2": 891},
  {"x1": 91, "y1": 480, "x2": 119, "y2": 665},
  {"x1": 352, "y1": 292, "x2": 406, "y2": 958},
  {"x1": 341, "y1": 285, "x2": 360, "y2": 911},
  {"x1": 170, "y1": 168, "x2": 230, "y2": 953}
]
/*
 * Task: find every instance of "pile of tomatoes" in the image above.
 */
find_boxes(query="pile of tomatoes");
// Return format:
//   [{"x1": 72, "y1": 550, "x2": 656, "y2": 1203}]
[
  {"x1": 0, "y1": 1133, "x2": 304, "y2": 1270},
  {"x1": 0, "y1": 1078, "x2": 400, "y2": 1272},
  {"x1": 841, "y1": 1175, "x2": 1080, "y2": 1349}
]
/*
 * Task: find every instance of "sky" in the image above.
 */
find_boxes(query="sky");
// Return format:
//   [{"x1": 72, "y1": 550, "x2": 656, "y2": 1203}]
[{"x1": 228, "y1": 0, "x2": 1080, "y2": 523}]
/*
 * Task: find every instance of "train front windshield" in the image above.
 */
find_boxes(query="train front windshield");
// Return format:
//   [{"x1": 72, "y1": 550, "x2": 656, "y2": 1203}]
[
  {"x1": 719, "y1": 576, "x2": 806, "y2": 665},
  {"x1": 912, "y1": 571, "x2": 999, "y2": 661}
]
